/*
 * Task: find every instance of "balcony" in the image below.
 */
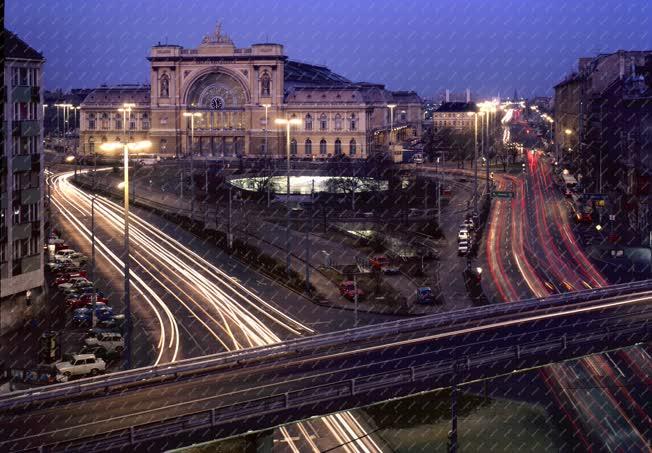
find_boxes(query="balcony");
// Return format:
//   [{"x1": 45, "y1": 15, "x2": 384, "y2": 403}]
[
  {"x1": 12, "y1": 222, "x2": 31, "y2": 241},
  {"x1": 12, "y1": 120, "x2": 40, "y2": 137},
  {"x1": 21, "y1": 187, "x2": 40, "y2": 204},
  {"x1": 12, "y1": 155, "x2": 32, "y2": 172}
]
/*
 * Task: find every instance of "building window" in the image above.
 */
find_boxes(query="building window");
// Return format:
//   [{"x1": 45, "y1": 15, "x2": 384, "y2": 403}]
[
  {"x1": 142, "y1": 113, "x2": 150, "y2": 130},
  {"x1": 28, "y1": 203, "x2": 39, "y2": 222},
  {"x1": 305, "y1": 139, "x2": 312, "y2": 155},
  {"x1": 400, "y1": 111, "x2": 407, "y2": 122},
  {"x1": 349, "y1": 139, "x2": 357, "y2": 155},
  {"x1": 88, "y1": 137, "x2": 95, "y2": 154},
  {"x1": 261, "y1": 70, "x2": 271, "y2": 96},
  {"x1": 320, "y1": 114, "x2": 328, "y2": 131},
  {"x1": 160, "y1": 115, "x2": 168, "y2": 125},
  {"x1": 160, "y1": 74, "x2": 170, "y2": 98},
  {"x1": 101, "y1": 113, "x2": 109, "y2": 130},
  {"x1": 160, "y1": 139, "x2": 167, "y2": 152},
  {"x1": 334, "y1": 114, "x2": 342, "y2": 131},
  {"x1": 12, "y1": 68, "x2": 20, "y2": 87},
  {"x1": 334, "y1": 139, "x2": 342, "y2": 155},
  {"x1": 305, "y1": 114, "x2": 313, "y2": 131},
  {"x1": 349, "y1": 113, "x2": 357, "y2": 131},
  {"x1": 290, "y1": 139, "x2": 297, "y2": 155},
  {"x1": 28, "y1": 235, "x2": 40, "y2": 256},
  {"x1": 320, "y1": 139, "x2": 327, "y2": 155},
  {"x1": 88, "y1": 113, "x2": 96, "y2": 130},
  {"x1": 115, "y1": 114, "x2": 122, "y2": 131},
  {"x1": 19, "y1": 68, "x2": 28, "y2": 86},
  {"x1": 129, "y1": 113, "x2": 136, "y2": 130}
]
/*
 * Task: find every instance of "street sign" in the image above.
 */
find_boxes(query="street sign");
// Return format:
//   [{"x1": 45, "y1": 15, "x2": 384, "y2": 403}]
[{"x1": 493, "y1": 191, "x2": 514, "y2": 198}]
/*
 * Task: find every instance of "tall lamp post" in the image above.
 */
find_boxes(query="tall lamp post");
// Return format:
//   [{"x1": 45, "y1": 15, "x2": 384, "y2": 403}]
[
  {"x1": 467, "y1": 110, "x2": 483, "y2": 214},
  {"x1": 387, "y1": 104, "x2": 397, "y2": 145},
  {"x1": 183, "y1": 112, "x2": 202, "y2": 218},
  {"x1": 563, "y1": 128, "x2": 573, "y2": 167},
  {"x1": 274, "y1": 117, "x2": 302, "y2": 275},
  {"x1": 90, "y1": 195, "x2": 98, "y2": 327},
  {"x1": 100, "y1": 139, "x2": 152, "y2": 370}
]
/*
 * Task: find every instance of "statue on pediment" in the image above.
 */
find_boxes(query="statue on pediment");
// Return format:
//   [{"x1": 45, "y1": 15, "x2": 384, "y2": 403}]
[{"x1": 200, "y1": 21, "x2": 233, "y2": 45}]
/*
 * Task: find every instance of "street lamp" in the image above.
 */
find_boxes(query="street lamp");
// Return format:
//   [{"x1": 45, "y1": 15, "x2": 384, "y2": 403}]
[
  {"x1": 90, "y1": 195, "x2": 98, "y2": 327},
  {"x1": 274, "y1": 117, "x2": 302, "y2": 275},
  {"x1": 467, "y1": 110, "x2": 483, "y2": 214},
  {"x1": 100, "y1": 138, "x2": 152, "y2": 370},
  {"x1": 183, "y1": 112, "x2": 202, "y2": 218},
  {"x1": 387, "y1": 104, "x2": 397, "y2": 145},
  {"x1": 480, "y1": 102, "x2": 497, "y2": 201}
]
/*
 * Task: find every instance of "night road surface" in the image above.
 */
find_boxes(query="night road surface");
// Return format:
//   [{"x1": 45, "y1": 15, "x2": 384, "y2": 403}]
[{"x1": 42, "y1": 168, "x2": 390, "y2": 453}]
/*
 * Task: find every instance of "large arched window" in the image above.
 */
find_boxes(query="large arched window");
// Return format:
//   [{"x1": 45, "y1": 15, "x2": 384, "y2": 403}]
[
  {"x1": 334, "y1": 113, "x2": 342, "y2": 131},
  {"x1": 305, "y1": 114, "x2": 313, "y2": 131},
  {"x1": 349, "y1": 139, "x2": 357, "y2": 156},
  {"x1": 349, "y1": 113, "x2": 357, "y2": 131},
  {"x1": 320, "y1": 114, "x2": 328, "y2": 131},
  {"x1": 114, "y1": 113, "x2": 122, "y2": 131},
  {"x1": 305, "y1": 139, "x2": 312, "y2": 155},
  {"x1": 290, "y1": 138, "x2": 297, "y2": 155},
  {"x1": 129, "y1": 113, "x2": 136, "y2": 130},
  {"x1": 334, "y1": 139, "x2": 342, "y2": 155},
  {"x1": 142, "y1": 113, "x2": 150, "y2": 130},
  {"x1": 88, "y1": 113, "x2": 96, "y2": 130},
  {"x1": 320, "y1": 139, "x2": 327, "y2": 155}
]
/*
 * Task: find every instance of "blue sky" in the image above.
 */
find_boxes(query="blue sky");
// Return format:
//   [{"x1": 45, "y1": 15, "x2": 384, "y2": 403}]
[{"x1": 7, "y1": 0, "x2": 652, "y2": 98}]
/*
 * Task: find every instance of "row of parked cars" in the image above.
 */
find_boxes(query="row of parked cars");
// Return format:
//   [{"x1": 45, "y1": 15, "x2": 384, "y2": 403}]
[
  {"x1": 47, "y1": 235, "x2": 126, "y2": 381},
  {"x1": 458, "y1": 216, "x2": 477, "y2": 256}
]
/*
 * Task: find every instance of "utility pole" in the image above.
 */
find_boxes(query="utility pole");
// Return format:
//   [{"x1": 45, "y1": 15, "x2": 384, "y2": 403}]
[
  {"x1": 123, "y1": 143, "x2": 132, "y2": 370},
  {"x1": 305, "y1": 180, "x2": 314, "y2": 294},
  {"x1": 91, "y1": 196, "x2": 97, "y2": 327},
  {"x1": 353, "y1": 275, "x2": 359, "y2": 328},
  {"x1": 227, "y1": 184, "x2": 233, "y2": 250}
]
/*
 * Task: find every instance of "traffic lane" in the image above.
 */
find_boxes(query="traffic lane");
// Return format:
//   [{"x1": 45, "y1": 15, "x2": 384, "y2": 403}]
[
  {"x1": 52, "y1": 182, "x2": 186, "y2": 363},
  {"x1": 3, "y1": 298, "x2": 648, "y2": 447},
  {"x1": 125, "y1": 198, "x2": 399, "y2": 334}
]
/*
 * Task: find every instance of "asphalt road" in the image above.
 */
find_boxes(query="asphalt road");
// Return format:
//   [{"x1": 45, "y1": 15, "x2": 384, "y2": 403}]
[{"x1": 1, "y1": 287, "x2": 649, "y2": 451}]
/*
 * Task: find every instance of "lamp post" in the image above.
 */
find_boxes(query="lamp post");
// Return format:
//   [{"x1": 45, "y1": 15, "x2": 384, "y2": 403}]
[
  {"x1": 563, "y1": 128, "x2": 572, "y2": 166},
  {"x1": 274, "y1": 117, "x2": 302, "y2": 275},
  {"x1": 90, "y1": 195, "x2": 98, "y2": 327},
  {"x1": 262, "y1": 104, "x2": 271, "y2": 164},
  {"x1": 100, "y1": 139, "x2": 152, "y2": 370},
  {"x1": 467, "y1": 110, "x2": 482, "y2": 214},
  {"x1": 387, "y1": 104, "x2": 397, "y2": 145},
  {"x1": 183, "y1": 112, "x2": 202, "y2": 219}
]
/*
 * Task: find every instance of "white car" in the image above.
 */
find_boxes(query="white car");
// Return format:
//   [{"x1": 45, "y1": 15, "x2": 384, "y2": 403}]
[
  {"x1": 458, "y1": 241, "x2": 470, "y2": 255},
  {"x1": 54, "y1": 249, "x2": 77, "y2": 261},
  {"x1": 58, "y1": 277, "x2": 91, "y2": 292},
  {"x1": 84, "y1": 332, "x2": 124, "y2": 353},
  {"x1": 461, "y1": 219, "x2": 475, "y2": 230},
  {"x1": 68, "y1": 252, "x2": 88, "y2": 265},
  {"x1": 55, "y1": 354, "x2": 106, "y2": 381},
  {"x1": 458, "y1": 229, "x2": 470, "y2": 241}
]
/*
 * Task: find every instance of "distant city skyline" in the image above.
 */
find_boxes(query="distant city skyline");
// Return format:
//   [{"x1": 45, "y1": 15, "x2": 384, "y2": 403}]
[{"x1": 7, "y1": 0, "x2": 652, "y2": 98}]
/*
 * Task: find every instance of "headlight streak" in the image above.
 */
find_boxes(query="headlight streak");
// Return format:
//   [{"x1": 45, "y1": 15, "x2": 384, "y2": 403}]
[{"x1": 53, "y1": 170, "x2": 378, "y2": 453}]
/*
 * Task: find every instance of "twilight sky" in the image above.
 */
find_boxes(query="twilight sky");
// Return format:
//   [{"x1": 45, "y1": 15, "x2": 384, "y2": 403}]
[{"x1": 7, "y1": 0, "x2": 652, "y2": 98}]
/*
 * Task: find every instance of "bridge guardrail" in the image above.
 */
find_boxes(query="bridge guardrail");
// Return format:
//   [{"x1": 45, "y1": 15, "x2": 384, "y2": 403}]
[
  {"x1": 0, "y1": 280, "x2": 649, "y2": 410},
  {"x1": 16, "y1": 317, "x2": 649, "y2": 453}
]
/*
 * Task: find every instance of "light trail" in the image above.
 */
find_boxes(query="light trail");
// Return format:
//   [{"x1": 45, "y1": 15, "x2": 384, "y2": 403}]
[{"x1": 52, "y1": 169, "x2": 381, "y2": 452}]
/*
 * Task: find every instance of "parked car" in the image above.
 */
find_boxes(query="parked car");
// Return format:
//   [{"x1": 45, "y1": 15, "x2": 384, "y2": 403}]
[
  {"x1": 54, "y1": 249, "x2": 77, "y2": 261},
  {"x1": 62, "y1": 280, "x2": 94, "y2": 295},
  {"x1": 55, "y1": 354, "x2": 106, "y2": 381},
  {"x1": 52, "y1": 272, "x2": 88, "y2": 287},
  {"x1": 67, "y1": 252, "x2": 88, "y2": 265},
  {"x1": 383, "y1": 265, "x2": 401, "y2": 275},
  {"x1": 461, "y1": 218, "x2": 475, "y2": 230},
  {"x1": 46, "y1": 257, "x2": 73, "y2": 272},
  {"x1": 95, "y1": 314, "x2": 126, "y2": 332},
  {"x1": 416, "y1": 287, "x2": 435, "y2": 304},
  {"x1": 458, "y1": 241, "x2": 470, "y2": 255},
  {"x1": 412, "y1": 153, "x2": 424, "y2": 164},
  {"x1": 339, "y1": 280, "x2": 365, "y2": 301},
  {"x1": 458, "y1": 229, "x2": 470, "y2": 242},
  {"x1": 58, "y1": 277, "x2": 91, "y2": 291},
  {"x1": 84, "y1": 332, "x2": 124, "y2": 354},
  {"x1": 66, "y1": 293, "x2": 108, "y2": 310},
  {"x1": 72, "y1": 304, "x2": 114, "y2": 326},
  {"x1": 369, "y1": 255, "x2": 390, "y2": 270}
]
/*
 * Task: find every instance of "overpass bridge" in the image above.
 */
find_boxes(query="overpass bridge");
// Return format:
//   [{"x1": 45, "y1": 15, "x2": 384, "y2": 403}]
[{"x1": 1, "y1": 281, "x2": 650, "y2": 452}]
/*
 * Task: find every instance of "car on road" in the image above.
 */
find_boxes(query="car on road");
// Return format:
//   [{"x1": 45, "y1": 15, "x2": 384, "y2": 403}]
[
  {"x1": 461, "y1": 219, "x2": 475, "y2": 231},
  {"x1": 412, "y1": 153, "x2": 424, "y2": 164},
  {"x1": 84, "y1": 332, "x2": 124, "y2": 354},
  {"x1": 339, "y1": 281, "x2": 365, "y2": 301},
  {"x1": 458, "y1": 241, "x2": 470, "y2": 255},
  {"x1": 54, "y1": 249, "x2": 77, "y2": 261},
  {"x1": 383, "y1": 265, "x2": 401, "y2": 275},
  {"x1": 52, "y1": 272, "x2": 88, "y2": 287},
  {"x1": 458, "y1": 229, "x2": 470, "y2": 241},
  {"x1": 95, "y1": 314, "x2": 126, "y2": 332},
  {"x1": 55, "y1": 354, "x2": 106, "y2": 381},
  {"x1": 442, "y1": 186, "x2": 452, "y2": 196},
  {"x1": 61, "y1": 279, "x2": 94, "y2": 295},
  {"x1": 416, "y1": 287, "x2": 435, "y2": 304},
  {"x1": 46, "y1": 257, "x2": 75, "y2": 272},
  {"x1": 67, "y1": 252, "x2": 88, "y2": 265},
  {"x1": 57, "y1": 277, "x2": 91, "y2": 291},
  {"x1": 72, "y1": 304, "x2": 114, "y2": 326},
  {"x1": 369, "y1": 255, "x2": 390, "y2": 270}
]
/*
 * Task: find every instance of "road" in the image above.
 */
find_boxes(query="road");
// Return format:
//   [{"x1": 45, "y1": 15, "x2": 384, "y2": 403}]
[
  {"x1": 1, "y1": 283, "x2": 649, "y2": 451},
  {"x1": 44, "y1": 168, "x2": 391, "y2": 452},
  {"x1": 481, "y1": 150, "x2": 651, "y2": 451}
]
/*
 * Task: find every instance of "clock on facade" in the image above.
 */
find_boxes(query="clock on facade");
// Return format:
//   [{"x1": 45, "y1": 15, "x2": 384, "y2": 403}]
[{"x1": 210, "y1": 96, "x2": 224, "y2": 110}]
